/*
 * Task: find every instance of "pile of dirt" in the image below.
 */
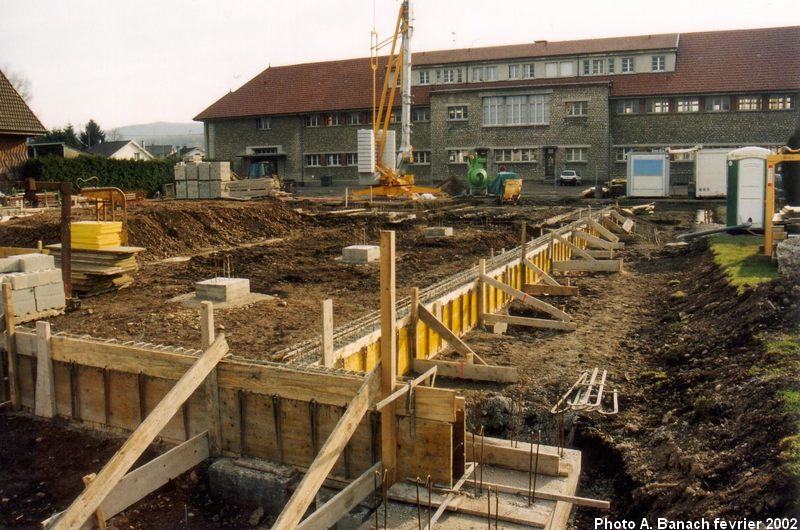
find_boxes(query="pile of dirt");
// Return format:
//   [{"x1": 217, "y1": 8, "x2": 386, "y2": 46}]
[
  {"x1": 0, "y1": 199, "x2": 306, "y2": 260},
  {"x1": 600, "y1": 242, "x2": 800, "y2": 519}
]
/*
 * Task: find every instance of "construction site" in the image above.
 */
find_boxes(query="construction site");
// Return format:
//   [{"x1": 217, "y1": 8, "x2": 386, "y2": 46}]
[{"x1": 1, "y1": 2, "x2": 800, "y2": 529}]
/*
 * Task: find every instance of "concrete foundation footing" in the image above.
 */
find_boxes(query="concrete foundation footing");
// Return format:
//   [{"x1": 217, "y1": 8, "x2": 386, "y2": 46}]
[
  {"x1": 425, "y1": 226, "x2": 454, "y2": 238},
  {"x1": 195, "y1": 277, "x2": 251, "y2": 302},
  {"x1": 342, "y1": 245, "x2": 380, "y2": 264},
  {"x1": 208, "y1": 458, "x2": 299, "y2": 516}
]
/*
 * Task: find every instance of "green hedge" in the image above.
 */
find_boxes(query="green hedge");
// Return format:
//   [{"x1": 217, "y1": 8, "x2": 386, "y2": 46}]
[{"x1": 22, "y1": 156, "x2": 173, "y2": 196}]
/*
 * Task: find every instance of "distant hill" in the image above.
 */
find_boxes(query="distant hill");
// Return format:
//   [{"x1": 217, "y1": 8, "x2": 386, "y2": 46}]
[{"x1": 110, "y1": 122, "x2": 204, "y2": 148}]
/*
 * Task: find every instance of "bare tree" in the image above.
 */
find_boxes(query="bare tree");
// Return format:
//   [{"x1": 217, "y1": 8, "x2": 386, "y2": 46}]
[{"x1": 2, "y1": 65, "x2": 32, "y2": 102}]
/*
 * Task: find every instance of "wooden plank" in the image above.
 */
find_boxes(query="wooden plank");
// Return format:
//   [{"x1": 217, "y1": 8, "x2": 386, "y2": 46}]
[
  {"x1": 395, "y1": 384, "x2": 456, "y2": 423},
  {"x1": 412, "y1": 358, "x2": 518, "y2": 384},
  {"x1": 379, "y1": 230, "x2": 397, "y2": 484},
  {"x1": 477, "y1": 260, "x2": 486, "y2": 319},
  {"x1": 200, "y1": 302, "x2": 222, "y2": 456},
  {"x1": 588, "y1": 217, "x2": 620, "y2": 243},
  {"x1": 424, "y1": 462, "x2": 476, "y2": 530},
  {"x1": 481, "y1": 313, "x2": 577, "y2": 331},
  {"x1": 418, "y1": 304, "x2": 475, "y2": 362},
  {"x1": 466, "y1": 436, "x2": 562, "y2": 477},
  {"x1": 522, "y1": 257, "x2": 559, "y2": 287},
  {"x1": 374, "y1": 366, "x2": 436, "y2": 411},
  {"x1": 396, "y1": 417, "x2": 453, "y2": 486},
  {"x1": 552, "y1": 259, "x2": 622, "y2": 272},
  {"x1": 2, "y1": 283, "x2": 19, "y2": 409},
  {"x1": 35, "y1": 321, "x2": 56, "y2": 418},
  {"x1": 321, "y1": 299, "x2": 334, "y2": 368},
  {"x1": 523, "y1": 284, "x2": 578, "y2": 297},
  {"x1": 551, "y1": 232, "x2": 594, "y2": 261},
  {"x1": 481, "y1": 275, "x2": 571, "y2": 322},
  {"x1": 50, "y1": 334, "x2": 229, "y2": 530},
  {"x1": 297, "y1": 462, "x2": 382, "y2": 530},
  {"x1": 272, "y1": 370, "x2": 376, "y2": 530},
  {"x1": 584, "y1": 250, "x2": 615, "y2": 259},
  {"x1": 573, "y1": 230, "x2": 623, "y2": 250},
  {"x1": 480, "y1": 480, "x2": 609, "y2": 510}
]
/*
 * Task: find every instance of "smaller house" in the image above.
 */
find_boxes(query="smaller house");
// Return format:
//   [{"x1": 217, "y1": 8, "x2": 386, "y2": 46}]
[
  {"x1": 179, "y1": 146, "x2": 205, "y2": 162},
  {"x1": 146, "y1": 144, "x2": 177, "y2": 159},
  {"x1": 87, "y1": 140, "x2": 153, "y2": 161},
  {"x1": 28, "y1": 141, "x2": 88, "y2": 159},
  {"x1": 0, "y1": 69, "x2": 46, "y2": 182}
]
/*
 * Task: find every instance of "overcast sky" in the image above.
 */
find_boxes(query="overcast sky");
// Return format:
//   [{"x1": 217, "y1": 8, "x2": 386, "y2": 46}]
[{"x1": 2, "y1": 0, "x2": 798, "y2": 131}]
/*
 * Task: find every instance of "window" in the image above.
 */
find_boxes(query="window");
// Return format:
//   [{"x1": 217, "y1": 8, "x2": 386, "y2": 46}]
[
  {"x1": 413, "y1": 151, "x2": 430, "y2": 164},
  {"x1": 565, "y1": 101, "x2": 588, "y2": 117},
  {"x1": 545, "y1": 62, "x2": 557, "y2": 78},
  {"x1": 133, "y1": 152, "x2": 140, "y2": 161},
  {"x1": 565, "y1": 147, "x2": 587, "y2": 162},
  {"x1": 305, "y1": 154, "x2": 320, "y2": 166},
  {"x1": 615, "y1": 147, "x2": 634, "y2": 162},
  {"x1": 646, "y1": 99, "x2": 670, "y2": 113},
  {"x1": 348, "y1": 112, "x2": 362, "y2": 125},
  {"x1": 705, "y1": 96, "x2": 730, "y2": 112},
  {"x1": 621, "y1": 57, "x2": 634, "y2": 73},
  {"x1": 447, "y1": 105, "x2": 468, "y2": 121},
  {"x1": 419, "y1": 71, "x2": 430, "y2": 85},
  {"x1": 676, "y1": 97, "x2": 699, "y2": 113},
  {"x1": 389, "y1": 109, "x2": 401, "y2": 123},
  {"x1": 582, "y1": 60, "x2": 590, "y2": 75},
  {"x1": 482, "y1": 95, "x2": 550, "y2": 126},
  {"x1": 616, "y1": 99, "x2": 638, "y2": 114},
  {"x1": 441, "y1": 68, "x2": 462, "y2": 83},
  {"x1": 325, "y1": 154, "x2": 341, "y2": 166},
  {"x1": 607, "y1": 58, "x2": 615, "y2": 74},
  {"x1": 508, "y1": 65, "x2": 519, "y2": 79},
  {"x1": 485, "y1": 66, "x2": 497, "y2": 81},
  {"x1": 560, "y1": 61, "x2": 574, "y2": 76},
  {"x1": 524, "y1": 64, "x2": 535, "y2": 79},
  {"x1": 651, "y1": 55, "x2": 666, "y2": 71},
  {"x1": 495, "y1": 148, "x2": 536, "y2": 162},
  {"x1": 472, "y1": 67, "x2": 482, "y2": 82},
  {"x1": 672, "y1": 151, "x2": 694, "y2": 162},
  {"x1": 304, "y1": 115, "x2": 320, "y2": 127},
  {"x1": 591, "y1": 59, "x2": 604, "y2": 74},
  {"x1": 737, "y1": 96, "x2": 762, "y2": 111},
  {"x1": 412, "y1": 107, "x2": 430, "y2": 122},
  {"x1": 325, "y1": 114, "x2": 342, "y2": 126},
  {"x1": 447, "y1": 150, "x2": 471, "y2": 163},
  {"x1": 346, "y1": 153, "x2": 358, "y2": 166},
  {"x1": 769, "y1": 95, "x2": 795, "y2": 110},
  {"x1": 257, "y1": 117, "x2": 272, "y2": 130}
]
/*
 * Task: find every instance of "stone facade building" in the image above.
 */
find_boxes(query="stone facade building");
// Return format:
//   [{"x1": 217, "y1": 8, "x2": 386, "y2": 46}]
[{"x1": 195, "y1": 26, "x2": 799, "y2": 187}]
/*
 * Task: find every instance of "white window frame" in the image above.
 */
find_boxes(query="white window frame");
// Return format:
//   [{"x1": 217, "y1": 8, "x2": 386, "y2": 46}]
[
  {"x1": 615, "y1": 147, "x2": 634, "y2": 162},
  {"x1": 607, "y1": 58, "x2": 615, "y2": 74},
  {"x1": 651, "y1": 55, "x2": 666, "y2": 72},
  {"x1": 565, "y1": 101, "x2": 588, "y2": 117},
  {"x1": 348, "y1": 112, "x2": 362, "y2": 125},
  {"x1": 412, "y1": 107, "x2": 430, "y2": 122},
  {"x1": 472, "y1": 67, "x2": 482, "y2": 82},
  {"x1": 768, "y1": 94, "x2": 795, "y2": 110},
  {"x1": 495, "y1": 148, "x2": 536, "y2": 163},
  {"x1": 508, "y1": 64, "x2": 519, "y2": 79},
  {"x1": 305, "y1": 154, "x2": 321, "y2": 167},
  {"x1": 582, "y1": 60, "x2": 590, "y2": 75},
  {"x1": 545, "y1": 62, "x2": 558, "y2": 78},
  {"x1": 447, "y1": 105, "x2": 468, "y2": 121},
  {"x1": 705, "y1": 96, "x2": 730, "y2": 112},
  {"x1": 559, "y1": 61, "x2": 574, "y2": 76},
  {"x1": 591, "y1": 59, "x2": 604, "y2": 75},
  {"x1": 646, "y1": 99, "x2": 670, "y2": 113},
  {"x1": 447, "y1": 149, "x2": 471, "y2": 164},
  {"x1": 257, "y1": 117, "x2": 272, "y2": 130},
  {"x1": 413, "y1": 151, "x2": 430, "y2": 164},
  {"x1": 442, "y1": 68, "x2": 462, "y2": 84},
  {"x1": 737, "y1": 96, "x2": 762, "y2": 111},
  {"x1": 304, "y1": 115, "x2": 320, "y2": 127},
  {"x1": 565, "y1": 147, "x2": 587, "y2": 163},
  {"x1": 419, "y1": 71, "x2": 430, "y2": 85},
  {"x1": 485, "y1": 66, "x2": 497, "y2": 81},
  {"x1": 346, "y1": 153, "x2": 358, "y2": 166},
  {"x1": 483, "y1": 96, "x2": 503, "y2": 126},
  {"x1": 676, "y1": 98, "x2": 699, "y2": 113},
  {"x1": 325, "y1": 153, "x2": 341, "y2": 166},
  {"x1": 524, "y1": 64, "x2": 535, "y2": 79},
  {"x1": 621, "y1": 57, "x2": 634, "y2": 73},
  {"x1": 616, "y1": 99, "x2": 638, "y2": 114}
]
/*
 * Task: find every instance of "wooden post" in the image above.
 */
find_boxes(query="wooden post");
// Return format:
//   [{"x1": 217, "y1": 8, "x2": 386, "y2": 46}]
[
  {"x1": 379, "y1": 231, "x2": 397, "y2": 484},
  {"x1": 477, "y1": 259, "x2": 486, "y2": 322},
  {"x1": 409, "y1": 288, "x2": 419, "y2": 360},
  {"x1": 520, "y1": 222, "x2": 527, "y2": 262},
  {"x1": 200, "y1": 301, "x2": 222, "y2": 456},
  {"x1": 321, "y1": 299, "x2": 334, "y2": 367},
  {"x1": 35, "y1": 321, "x2": 56, "y2": 418},
  {"x1": 2, "y1": 283, "x2": 19, "y2": 410}
]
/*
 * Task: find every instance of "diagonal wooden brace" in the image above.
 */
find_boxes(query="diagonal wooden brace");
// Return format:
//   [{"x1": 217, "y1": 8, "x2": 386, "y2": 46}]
[
  {"x1": 522, "y1": 257, "x2": 560, "y2": 286},
  {"x1": 481, "y1": 274, "x2": 571, "y2": 322},
  {"x1": 551, "y1": 232, "x2": 595, "y2": 261},
  {"x1": 418, "y1": 303, "x2": 484, "y2": 365}
]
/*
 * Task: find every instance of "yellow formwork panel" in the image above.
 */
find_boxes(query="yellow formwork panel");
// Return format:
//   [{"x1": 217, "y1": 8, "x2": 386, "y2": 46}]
[
  {"x1": 428, "y1": 316, "x2": 439, "y2": 355},
  {"x1": 343, "y1": 346, "x2": 364, "y2": 372},
  {"x1": 365, "y1": 341, "x2": 380, "y2": 371},
  {"x1": 398, "y1": 327, "x2": 410, "y2": 376},
  {"x1": 470, "y1": 290, "x2": 478, "y2": 326},
  {"x1": 442, "y1": 303, "x2": 451, "y2": 333},
  {"x1": 416, "y1": 320, "x2": 428, "y2": 359},
  {"x1": 461, "y1": 292, "x2": 470, "y2": 332},
  {"x1": 451, "y1": 296, "x2": 461, "y2": 335}
]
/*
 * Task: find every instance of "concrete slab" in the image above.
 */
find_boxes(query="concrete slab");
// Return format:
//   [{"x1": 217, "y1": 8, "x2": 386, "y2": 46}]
[
  {"x1": 210, "y1": 162, "x2": 231, "y2": 182},
  {"x1": 185, "y1": 164, "x2": 199, "y2": 180},
  {"x1": 342, "y1": 245, "x2": 380, "y2": 264},
  {"x1": 169, "y1": 291, "x2": 273, "y2": 309},
  {"x1": 174, "y1": 163, "x2": 186, "y2": 181},
  {"x1": 0, "y1": 257, "x2": 18, "y2": 273},
  {"x1": 17, "y1": 253, "x2": 56, "y2": 273},
  {"x1": 198, "y1": 181, "x2": 211, "y2": 199},
  {"x1": 2, "y1": 269, "x2": 61, "y2": 290},
  {"x1": 175, "y1": 181, "x2": 188, "y2": 199},
  {"x1": 186, "y1": 180, "x2": 199, "y2": 199},
  {"x1": 209, "y1": 458, "x2": 299, "y2": 515},
  {"x1": 425, "y1": 226, "x2": 454, "y2": 238},
  {"x1": 198, "y1": 163, "x2": 211, "y2": 181},
  {"x1": 0, "y1": 287, "x2": 37, "y2": 316},
  {"x1": 195, "y1": 277, "x2": 250, "y2": 302}
]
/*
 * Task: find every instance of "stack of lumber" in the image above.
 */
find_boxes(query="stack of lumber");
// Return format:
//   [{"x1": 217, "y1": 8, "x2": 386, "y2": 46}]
[
  {"x1": 48, "y1": 243, "x2": 145, "y2": 296},
  {"x1": 71, "y1": 221, "x2": 123, "y2": 249},
  {"x1": 222, "y1": 178, "x2": 281, "y2": 199}
]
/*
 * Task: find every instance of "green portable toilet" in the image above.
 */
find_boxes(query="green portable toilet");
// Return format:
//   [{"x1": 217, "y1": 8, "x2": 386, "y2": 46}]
[{"x1": 726, "y1": 147, "x2": 771, "y2": 229}]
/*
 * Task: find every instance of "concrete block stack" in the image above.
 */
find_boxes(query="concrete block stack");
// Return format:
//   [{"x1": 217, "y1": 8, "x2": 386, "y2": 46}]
[
  {"x1": 0, "y1": 253, "x2": 66, "y2": 320},
  {"x1": 174, "y1": 162, "x2": 231, "y2": 199}
]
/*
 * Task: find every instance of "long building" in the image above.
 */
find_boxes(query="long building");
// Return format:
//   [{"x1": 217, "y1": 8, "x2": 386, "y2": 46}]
[{"x1": 195, "y1": 26, "x2": 799, "y2": 188}]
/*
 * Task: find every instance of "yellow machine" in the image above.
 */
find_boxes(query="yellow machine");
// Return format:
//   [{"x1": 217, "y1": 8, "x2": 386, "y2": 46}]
[
  {"x1": 352, "y1": 1, "x2": 443, "y2": 199},
  {"x1": 764, "y1": 147, "x2": 800, "y2": 256}
]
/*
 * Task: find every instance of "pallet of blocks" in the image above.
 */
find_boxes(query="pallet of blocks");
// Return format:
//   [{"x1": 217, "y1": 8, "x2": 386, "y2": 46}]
[
  {"x1": 0, "y1": 253, "x2": 66, "y2": 322},
  {"x1": 47, "y1": 221, "x2": 145, "y2": 296}
]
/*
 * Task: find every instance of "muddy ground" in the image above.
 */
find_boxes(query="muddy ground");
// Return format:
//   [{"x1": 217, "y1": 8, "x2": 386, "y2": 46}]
[{"x1": 1, "y1": 198, "x2": 798, "y2": 529}]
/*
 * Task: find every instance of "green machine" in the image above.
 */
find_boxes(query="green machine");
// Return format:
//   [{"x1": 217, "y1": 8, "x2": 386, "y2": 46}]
[
  {"x1": 467, "y1": 153, "x2": 490, "y2": 192},
  {"x1": 466, "y1": 152, "x2": 522, "y2": 201}
]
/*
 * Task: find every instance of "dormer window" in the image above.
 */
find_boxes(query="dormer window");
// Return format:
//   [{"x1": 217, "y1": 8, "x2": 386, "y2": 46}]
[{"x1": 651, "y1": 55, "x2": 666, "y2": 71}]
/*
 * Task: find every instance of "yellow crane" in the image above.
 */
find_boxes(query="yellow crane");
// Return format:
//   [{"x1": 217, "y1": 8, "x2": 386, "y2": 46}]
[
  {"x1": 764, "y1": 147, "x2": 800, "y2": 256},
  {"x1": 352, "y1": 0, "x2": 443, "y2": 199}
]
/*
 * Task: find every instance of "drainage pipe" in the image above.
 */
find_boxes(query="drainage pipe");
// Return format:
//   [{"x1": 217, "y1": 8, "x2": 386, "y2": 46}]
[{"x1": 676, "y1": 221, "x2": 752, "y2": 240}]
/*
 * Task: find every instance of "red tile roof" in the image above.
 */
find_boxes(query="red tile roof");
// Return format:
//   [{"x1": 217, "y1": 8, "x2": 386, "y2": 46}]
[
  {"x1": 0, "y1": 69, "x2": 46, "y2": 136},
  {"x1": 195, "y1": 26, "x2": 800, "y2": 121}
]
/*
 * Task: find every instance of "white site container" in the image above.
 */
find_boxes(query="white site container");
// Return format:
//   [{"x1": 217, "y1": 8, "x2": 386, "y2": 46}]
[
  {"x1": 626, "y1": 153, "x2": 670, "y2": 197},
  {"x1": 694, "y1": 148, "x2": 733, "y2": 198}
]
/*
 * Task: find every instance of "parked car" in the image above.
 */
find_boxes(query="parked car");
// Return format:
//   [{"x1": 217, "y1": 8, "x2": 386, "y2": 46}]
[{"x1": 558, "y1": 170, "x2": 582, "y2": 186}]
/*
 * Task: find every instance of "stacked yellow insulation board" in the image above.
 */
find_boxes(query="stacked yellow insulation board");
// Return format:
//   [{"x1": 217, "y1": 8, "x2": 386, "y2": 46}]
[{"x1": 47, "y1": 221, "x2": 144, "y2": 296}]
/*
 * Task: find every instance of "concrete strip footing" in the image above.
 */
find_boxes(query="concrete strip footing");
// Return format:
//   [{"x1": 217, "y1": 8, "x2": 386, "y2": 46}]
[{"x1": 342, "y1": 245, "x2": 380, "y2": 264}]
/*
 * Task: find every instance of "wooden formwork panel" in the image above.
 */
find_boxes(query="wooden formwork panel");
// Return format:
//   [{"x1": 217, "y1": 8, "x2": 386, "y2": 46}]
[{"x1": 396, "y1": 417, "x2": 453, "y2": 486}]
